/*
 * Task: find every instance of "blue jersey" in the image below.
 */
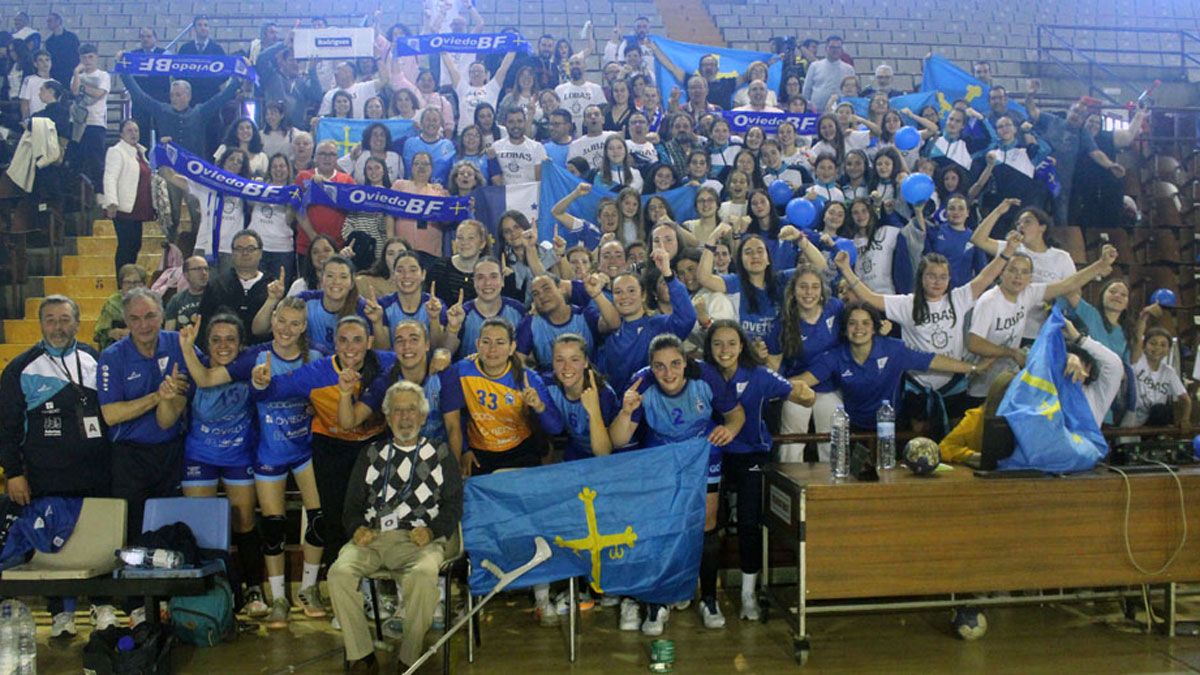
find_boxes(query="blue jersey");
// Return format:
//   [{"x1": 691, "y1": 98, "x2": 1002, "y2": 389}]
[
  {"x1": 98, "y1": 332, "x2": 194, "y2": 444},
  {"x1": 721, "y1": 270, "x2": 796, "y2": 354},
  {"x1": 545, "y1": 378, "x2": 619, "y2": 461},
  {"x1": 805, "y1": 337, "x2": 934, "y2": 428},
  {"x1": 516, "y1": 305, "x2": 599, "y2": 367},
  {"x1": 924, "y1": 224, "x2": 985, "y2": 288},
  {"x1": 226, "y1": 344, "x2": 319, "y2": 466},
  {"x1": 456, "y1": 298, "x2": 527, "y2": 359},
  {"x1": 299, "y1": 290, "x2": 370, "y2": 355},
  {"x1": 724, "y1": 366, "x2": 793, "y2": 454},
  {"x1": 597, "y1": 278, "x2": 696, "y2": 393},
  {"x1": 398, "y1": 136, "x2": 456, "y2": 185},
  {"x1": 781, "y1": 298, "x2": 844, "y2": 393},
  {"x1": 185, "y1": 376, "x2": 255, "y2": 467},
  {"x1": 380, "y1": 292, "x2": 445, "y2": 347},
  {"x1": 629, "y1": 362, "x2": 738, "y2": 448}
]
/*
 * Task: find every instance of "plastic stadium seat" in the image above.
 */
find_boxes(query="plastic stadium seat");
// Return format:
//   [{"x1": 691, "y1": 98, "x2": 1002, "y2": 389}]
[
  {"x1": 142, "y1": 497, "x2": 231, "y2": 552},
  {"x1": 1145, "y1": 230, "x2": 1183, "y2": 265},
  {"x1": 1, "y1": 499, "x2": 127, "y2": 580},
  {"x1": 1085, "y1": 228, "x2": 1134, "y2": 263}
]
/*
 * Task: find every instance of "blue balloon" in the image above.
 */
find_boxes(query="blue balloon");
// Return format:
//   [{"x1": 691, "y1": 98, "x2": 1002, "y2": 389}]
[
  {"x1": 894, "y1": 126, "x2": 921, "y2": 151},
  {"x1": 812, "y1": 195, "x2": 827, "y2": 214},
  {"x1": 768, "y1": 180, "x2": 794, "y2": 206},
  {"x1": 900, "y1": 173, "x2": 935, "y2": 204},
  {"x1": 786, "y1": 198, "x2": 817, "y2": 228},
  {"x1": 833, "y1": 238, "x2": 858, "y2": 269},
  {"x1": 1150, "y1": 288, "x2": 1177, "y2": 307}
]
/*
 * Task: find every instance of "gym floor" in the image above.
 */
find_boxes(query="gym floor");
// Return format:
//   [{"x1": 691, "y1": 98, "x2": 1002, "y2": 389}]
[{"x1": 30, "y1": 589, "x2": 1200, "y2": 673}]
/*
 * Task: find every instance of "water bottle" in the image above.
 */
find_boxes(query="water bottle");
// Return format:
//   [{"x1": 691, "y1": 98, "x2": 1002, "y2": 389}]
[
  {"x1": 876, "y1": 400, "x2": 896, "y2": 470},
  {"x1": 0, "y1": 598, "x2": 36, "y2": 674},
  {"x1": 116, "y1": 547, "x2": 184, "y2": 569},
  {"x1": 830, "y1": 406, "x2": 850, "y2": 479}
]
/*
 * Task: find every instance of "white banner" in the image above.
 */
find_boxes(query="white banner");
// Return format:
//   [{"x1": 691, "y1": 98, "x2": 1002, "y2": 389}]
[{"x1": 293, "y1": 28, "x2": 375, "y2": 59}]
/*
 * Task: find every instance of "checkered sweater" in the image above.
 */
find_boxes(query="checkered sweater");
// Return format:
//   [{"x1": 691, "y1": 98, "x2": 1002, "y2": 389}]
[{"x1": 344, "y1": 437, "x2": 463, "y2": 540}]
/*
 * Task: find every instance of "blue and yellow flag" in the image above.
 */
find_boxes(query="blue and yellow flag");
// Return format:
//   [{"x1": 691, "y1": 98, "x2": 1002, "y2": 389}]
[
  {"x1": 315, "y1": 117, "x2": 414, "y2": 157},
  {"x1": 996, "y1": 307, "x2": 1107, "y2": 473},
  {"x1": 650, "y1": 35, "x2": 781, "y2": 106},
  {"x1": 919, "y1": 53, "x2": 1027, "y2": 118},
  {"x1": 463, "y1": 439, "x2": 708, "y2": 603}
]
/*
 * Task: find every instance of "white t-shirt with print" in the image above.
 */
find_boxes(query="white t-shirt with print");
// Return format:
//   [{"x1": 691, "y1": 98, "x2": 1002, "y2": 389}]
[
  {"x1": 884, "y1": 284, "x2": 975, "y2": 390},
  {"x1": 967, "y1": 283, "x2": 1048, "y2": 396}
]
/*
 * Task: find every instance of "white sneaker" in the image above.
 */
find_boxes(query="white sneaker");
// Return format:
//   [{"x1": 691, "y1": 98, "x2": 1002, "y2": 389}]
[
  {"x1": 297, "y1": 585, "x2": 327, "y2": 618},
  {"x1": 128, "y1": 607, "x2": 146, "y2": 629},
  {"x1": 243, "y1": 586, "x2": 270, "y2": 619},
  {"x1": 740, "y1": 593, "x2": 761, "y2": 621},
  {"x1": 699, "y1": 597, "x2": 726, "y2": 629},
  {"x1": 672, "y1": 599, "x2": 692, "y2": 610},
  {"x1": 618, "y1": 598, "x2": 640, "y2": 631},
  {"x1": 600, "y1": 594, "x2": 621, "y2": 608},
  {"x1": 90, "y1": 604, "x2": 118, "y2": 631},
  {"x1": 554, "y1": 591, "x2": 570, "y2": 616},
  {"x1": 640, "y1": 605, "x2": 669, "y2": 636},
  {"x1": 535, "y1": 596, "x2": 559, "y2": 626},
  {"x1": 50, "y1": 611, "x2": 76, "y2": 638}
]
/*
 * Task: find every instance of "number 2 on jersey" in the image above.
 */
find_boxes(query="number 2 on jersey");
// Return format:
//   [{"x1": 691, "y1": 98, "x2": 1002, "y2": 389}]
[{"x1": 670, "y1": 408, "x2": 684, "y2": 425}]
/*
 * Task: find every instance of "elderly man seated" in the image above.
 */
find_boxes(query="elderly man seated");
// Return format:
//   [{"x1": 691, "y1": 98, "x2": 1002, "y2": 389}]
[{"x1": 330, "y1": 380, "x2": 463, "y2": 674}]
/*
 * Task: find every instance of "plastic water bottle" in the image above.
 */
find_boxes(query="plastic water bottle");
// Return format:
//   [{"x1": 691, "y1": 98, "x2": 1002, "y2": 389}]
[
  {"x1": 830, "y1": 406, "x2": 850, "y2": 479},
  {"x1": 877, "y1": 400, "x2": 896, "y2": 470},
  {"x1": 116, "y1": 547, "x2": 183, "y2": 569},
  {"x1": 0, "y1": 598, "x2": 36, "y2": 674}
]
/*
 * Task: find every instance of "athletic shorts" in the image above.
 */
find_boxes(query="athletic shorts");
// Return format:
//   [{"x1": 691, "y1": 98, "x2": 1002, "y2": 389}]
[
  {"x1": 254, "y1": 456, "x2": 314, "y2": 482},
  {"x1": 182, "y1": 461, "x2": 255, "y2": 488},
  {"x1": 707, "y1": 444, "x2": 723, "y2": 491}
]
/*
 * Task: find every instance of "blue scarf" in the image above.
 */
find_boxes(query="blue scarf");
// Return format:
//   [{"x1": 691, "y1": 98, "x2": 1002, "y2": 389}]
[
  {"x1": 721, "y1": 110, "x2": 820, "y2": 135},
  {"x1": 302, "y1": 180, "x2": 471, "y2": 222},
  {"x1": 114, "y1": 52, "x2": 257, "y2": 84},
  {"x1": 393, "y1": 32, "x2": 531, "y2": 57},
  {"x1": 153, "y1": 143, "x2": 299, "y2": 262}
]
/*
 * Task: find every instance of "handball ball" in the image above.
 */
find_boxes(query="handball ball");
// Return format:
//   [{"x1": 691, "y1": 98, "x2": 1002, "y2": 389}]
[
  {"x1": 903, "y1": 437, "x2": 940, "y2": 476},
  {"x1": 951, "y1": 606, "x2": 988, "y2": 641}
]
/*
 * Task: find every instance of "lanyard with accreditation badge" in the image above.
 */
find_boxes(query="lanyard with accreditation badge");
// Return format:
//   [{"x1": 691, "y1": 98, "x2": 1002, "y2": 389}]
[{"x1": 49, "y1": 344, "x2": 104, "y2": 440}]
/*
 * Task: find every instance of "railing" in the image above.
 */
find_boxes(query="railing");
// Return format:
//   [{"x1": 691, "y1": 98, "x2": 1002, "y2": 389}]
[
  {"x1": 1036, "y1": 25, "x2": 1200, "y2": 107},
  {"x1": 772, "y1": 425, "x2": 1194, "y2": 448}
]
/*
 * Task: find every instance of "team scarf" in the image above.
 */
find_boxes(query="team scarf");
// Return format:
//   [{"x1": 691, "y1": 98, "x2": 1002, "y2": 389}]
[
  {"x1": 114, "y1": 52, "x2": 258, "y2": 84},
  {"x1": 393, "y1": 31, "x2": 531, "y2": 57},
  {"x1": 152, "y1": 143, "x2": 299, "y2": 262},
  {"x1": 302, "y1": 180, "x2": 471, "y2": 222},
  {"x1": 721, "y1": 110, "x2": 820, "y2": 135}
]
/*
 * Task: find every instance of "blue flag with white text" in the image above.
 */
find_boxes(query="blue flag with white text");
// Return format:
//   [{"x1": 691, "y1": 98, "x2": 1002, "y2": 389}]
[
  {"x1": 303, "y1": 180, "x2": 471, "y2": 222},
  {"x1": 316, "y1": 117, "x2": 414, "y2": 157},
  {"x1": 463, "y1": 440, "x2": 708, "y2": 602},
  {"x1": 114, "y1": 52, "x2": 257, "y2": 84},
  {"x1": 996, "y1": 307, "x2": 1107, "y2": 473},
  {"x1": 650, "y1": 36, "x2": 781, "y2": 106},
  {"x1": 394, "y1": 31, "x2": 532, "y2": 56}
]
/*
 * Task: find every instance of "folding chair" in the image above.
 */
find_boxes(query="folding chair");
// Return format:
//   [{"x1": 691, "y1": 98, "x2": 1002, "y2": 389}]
[
  {"x1": 141, "y1": 497, "x2": 231, "y2": 551},
  {"x1": 1, "y1": 498, "x2": 126, "y2": 580}
]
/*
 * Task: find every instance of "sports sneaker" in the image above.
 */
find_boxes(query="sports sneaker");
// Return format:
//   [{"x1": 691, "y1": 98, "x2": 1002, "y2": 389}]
[
  {"x1": 578, "y1": 590, "x2": 595, "y2": 611},
  {"x1": 535, "y1": 596, "x2": 559, "y2": 626},
  {"x1": 699, "y1": 597, "x2": 726, "y2": 629},
  {"x1": 90, "y1": 604, "x2": 118, "y2": 631},
  {"x1": 740, "y1": 593, "x2": 761, "y2": 622},
  {"x1": 618, "y1": 598, "x2": 640, "y2": 631},
  {"x1": 244, "y1": 586, "x2": 270, "y2": 619},
  {"x1": 600, "y1": 594, "x2": 621, "y2": 608},
  {"x1": 297, "y1": 585, "x2": 327, "y2": 618},
  {"x1": 50, "y1": 611, "x2": 76, "y2": 638},
  {"x1": 640, "y1": 604, "x2": 669, "y2": 636},
  {"x1": 128, "y1": 607, "x2": 146, "y2": 629},
  {"x1": 673, "y1": 599, "x2": 692, "y2": 610},
  {"x1": 382, "y1": 616, "x2": 404, "y2": 638},
  {"x1": 265, "y1": 597, "x2": 290, "y2": 629},
  {"x1": 554, "y1": 591, "x2": 570, "y2": 616}
]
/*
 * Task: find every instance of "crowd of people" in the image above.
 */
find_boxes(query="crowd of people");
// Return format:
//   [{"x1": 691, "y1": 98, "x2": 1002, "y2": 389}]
[{"x1": 0, "y1": 5, "x2": 1188, "y2": 674}]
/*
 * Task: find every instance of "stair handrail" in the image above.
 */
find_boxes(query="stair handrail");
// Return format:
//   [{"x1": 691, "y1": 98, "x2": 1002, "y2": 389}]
[{"x1": 1037, "y1": 24, "x2": 1130, "y2": 107}]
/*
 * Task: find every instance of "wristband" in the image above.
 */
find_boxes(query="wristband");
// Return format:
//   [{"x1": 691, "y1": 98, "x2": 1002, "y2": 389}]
[
  {"x1": 999, "y1": 252, "x2": 1011, "y2": 261},
  {"x1": 705, "y1": 244, "x2": 718, "y2": 252}
]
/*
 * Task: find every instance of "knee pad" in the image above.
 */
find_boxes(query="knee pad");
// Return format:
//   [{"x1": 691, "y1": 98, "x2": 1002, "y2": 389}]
[
  {"x1": 304, "y1": 509, "x2": 325, "y2": 548},
  {"x1": 260, "y1": 516, "x2": 286, "y2": 556}
]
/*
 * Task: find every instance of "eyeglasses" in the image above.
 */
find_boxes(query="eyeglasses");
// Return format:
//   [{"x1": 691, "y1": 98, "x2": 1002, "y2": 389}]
[
  {"x1": 232, "y1": 246, "x2": 260, "y2": 254},
  {"x1": 316, "y1": 151, "x2": 339, "y2": 157}
]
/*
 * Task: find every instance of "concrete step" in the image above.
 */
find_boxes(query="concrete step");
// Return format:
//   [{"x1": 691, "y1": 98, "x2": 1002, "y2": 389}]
[
  {"x1": 92, "y1": 220, "x2": 165, "y2": 238},
  {"x1": 74, "y1": 235, "x2": 167, "y2": 256},
  {"x1": 5, "y1": 318, "x2": 99, "y2": 344},
  {"x1": 62, "y1": 253, "x2": 159, "y2": 277},
  {"x1": 40, "y1": 275, "x2": 121, "y2": 298},
  {"x1": 24, "y1": 296, "x2": 110, "y2": 320}
]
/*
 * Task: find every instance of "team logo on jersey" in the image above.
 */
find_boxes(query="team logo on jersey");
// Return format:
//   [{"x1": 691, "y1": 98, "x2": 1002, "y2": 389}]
[
  {"x1": 736, "y1": 382, "x2": 748, "y2": 396},
  {"x1": 157, "y1": 356, "x2": 170, "y2": 374},
  {"x1": 695, "y1": 400, "x2": 708, "y2": 414},
  {"x1": 44, "y1": 401, "x2": 54, "y2": 410},
  {"x1": 826, "y1": 316, "x2": 835, "y2": 331},
  {"x1": 126, "y1": 371, "x2": 142, "y2": 381},
  {"x1": 932, "y1": 329, "x2": 950, "y2": 350},
  {"x1": 876, "y1": 357, "x2": 889, "y2": 370},
  {"x1": 841, "y1": 369, "x2": 854, "y2": 378},
  {"x1": 505, "y1": 392, "x2": 515, "y2": 406}
]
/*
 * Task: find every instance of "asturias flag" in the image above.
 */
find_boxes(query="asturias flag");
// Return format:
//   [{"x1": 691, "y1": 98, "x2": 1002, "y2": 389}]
[
  {"x1": 462, "y1": 439, "x2": 709, "y2": 603},
  {"x1": 996, "y1": 306, "x2": 1107, "y2": 473},
  {"x1": 315, "y1": 117, "x2": 414, "y2": 157},
  {"x1": 920, "y1": 53, "x2": 1027, "y2": 119},
  {"x1": 650, "y1": 35, "x2": 781, "y2": 106}
]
